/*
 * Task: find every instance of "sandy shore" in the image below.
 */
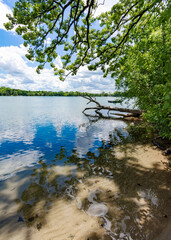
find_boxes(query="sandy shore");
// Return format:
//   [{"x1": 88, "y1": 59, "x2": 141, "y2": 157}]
[{"x1": 0, "y1": 144, "x2": 170, "y2": 240}]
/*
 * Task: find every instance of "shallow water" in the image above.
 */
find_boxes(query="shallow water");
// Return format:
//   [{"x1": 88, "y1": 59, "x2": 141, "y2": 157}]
[{"x1": 0, "y1": 96, "x2": 170, "y2": 240}]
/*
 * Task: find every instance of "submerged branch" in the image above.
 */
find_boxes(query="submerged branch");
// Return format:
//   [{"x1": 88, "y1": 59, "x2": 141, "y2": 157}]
[{"x1": 82, "y1": 95, "x2": 144, "y2": 119}]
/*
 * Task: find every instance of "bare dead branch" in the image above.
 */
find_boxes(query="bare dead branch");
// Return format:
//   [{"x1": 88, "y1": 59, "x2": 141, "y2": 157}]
[{"x1": 82, "y1": 96, "x2": 144, "y2": 119}]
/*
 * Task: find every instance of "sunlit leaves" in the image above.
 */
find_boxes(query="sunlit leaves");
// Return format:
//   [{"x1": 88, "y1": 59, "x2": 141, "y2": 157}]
[
  {"x1": 5, "y1": 0, "x2": 167, "y2": 80},
  {"x1": 4, "y1": 0, "x2": 171, "y2": 137},
  {"x1": 112, "y1": 12, "x2": 171, "y2": 138}
]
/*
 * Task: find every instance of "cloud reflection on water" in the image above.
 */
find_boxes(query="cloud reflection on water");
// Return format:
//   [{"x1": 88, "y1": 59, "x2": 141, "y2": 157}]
[
  {"x1": 0, "y1": 97, "x2": 128, "y2": 181},
  {"x1": 0, "y1": 150, "x2": 43, "y2": 181}
]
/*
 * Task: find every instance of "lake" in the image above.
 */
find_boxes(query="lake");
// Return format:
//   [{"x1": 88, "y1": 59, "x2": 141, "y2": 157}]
[
  {"x1": 0, "y1": 96, "x2": 170, "y2": 240},
  {"x1": 0, "y1": 96, "x2": 128, "y2": 181}
]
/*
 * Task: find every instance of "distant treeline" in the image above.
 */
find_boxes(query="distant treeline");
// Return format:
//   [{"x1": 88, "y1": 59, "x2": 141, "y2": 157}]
[{"x1": 0, "y1": 87, "x2": 125, "y2": 97}]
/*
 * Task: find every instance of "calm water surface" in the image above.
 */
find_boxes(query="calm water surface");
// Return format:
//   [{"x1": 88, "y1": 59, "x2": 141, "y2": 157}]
[
  {"x1": 0, "y1": 96, "x2": 127, "y2": 180},
  {"x1": 0, "y1": 97, "x2": 170, "y2": 240}
]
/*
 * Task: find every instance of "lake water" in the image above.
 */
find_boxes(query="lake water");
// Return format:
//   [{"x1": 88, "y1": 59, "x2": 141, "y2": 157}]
[
  {"x1": 0, "y1": 96, "x2": 128, "y2": 181},
  {"x1": 0, "y1": 97, "x2": 170, "y2": 240}
]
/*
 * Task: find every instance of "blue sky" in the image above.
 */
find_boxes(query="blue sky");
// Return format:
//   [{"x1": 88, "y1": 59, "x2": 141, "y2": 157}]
[{"x1": 0, "y1": 0, "x2": 117, "y2": 93}]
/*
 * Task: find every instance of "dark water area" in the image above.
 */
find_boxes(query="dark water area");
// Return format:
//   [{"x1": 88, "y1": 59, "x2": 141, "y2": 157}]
[
  {"x1": 0, "y1": 97, "x2": 170, "y2": 240},
  {"x1": 0, "y1": 96, "x2": 129, "y2": 180}
]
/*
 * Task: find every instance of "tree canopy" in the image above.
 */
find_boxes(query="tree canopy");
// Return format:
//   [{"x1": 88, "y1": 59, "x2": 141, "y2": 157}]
[
  {"x1": 5, "y1": 0, "x2": 171, "y2": 138},
  {"x1": 5, "y1": 0, "x2": 168, "y2": 78},
  {"x1": 0, "y1": 86, "x2": 123, "y2": 97}
]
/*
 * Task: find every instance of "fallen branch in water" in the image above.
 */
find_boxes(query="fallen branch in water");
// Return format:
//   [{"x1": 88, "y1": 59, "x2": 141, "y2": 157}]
[{"x1": 82, "y1": 95, "x2": 144, "y2": 119}]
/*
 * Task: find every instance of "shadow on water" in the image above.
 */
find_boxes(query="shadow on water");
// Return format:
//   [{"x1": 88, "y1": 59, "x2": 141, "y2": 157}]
[{"x1": 0, "y1": 124, "x2": 171, "y2": 240}]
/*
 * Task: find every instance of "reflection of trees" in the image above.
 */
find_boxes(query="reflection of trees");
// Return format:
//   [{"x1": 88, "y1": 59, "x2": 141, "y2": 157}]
[{"x1": 9, "y1": 127, "x2": 171, "y2": 239}]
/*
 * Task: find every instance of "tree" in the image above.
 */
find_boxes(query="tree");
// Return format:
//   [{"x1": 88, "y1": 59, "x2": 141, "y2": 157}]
[
  {"x1": 4, "y1": 0, "x2": 168, "y2": 79},
  {"x1": 5, "y1": 0, "x2": 171, "y2": 138},
  {"x1": 111, "y1": 9, "x2": 171, "y2": 138}
]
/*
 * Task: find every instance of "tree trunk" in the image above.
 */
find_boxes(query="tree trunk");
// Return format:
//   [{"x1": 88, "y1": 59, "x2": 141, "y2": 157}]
[{"x1": 82, "y1": 95, "x2": 144, "y2": 119}]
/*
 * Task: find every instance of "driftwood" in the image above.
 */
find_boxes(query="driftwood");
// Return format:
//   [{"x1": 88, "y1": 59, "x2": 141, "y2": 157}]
[{"x1": 82, "y1": 95, "x2": 144, "y2": 119}]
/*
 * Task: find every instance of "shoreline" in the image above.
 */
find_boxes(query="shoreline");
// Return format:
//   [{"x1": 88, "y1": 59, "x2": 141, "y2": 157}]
[{"x1": 0, "y1": 142, "x2": 170, "y2": 240}]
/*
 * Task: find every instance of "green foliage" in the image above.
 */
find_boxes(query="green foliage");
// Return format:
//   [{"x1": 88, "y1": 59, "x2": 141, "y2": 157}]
[
  {"x1": 4, "y1": 0, "x2": 168, "y2": 79},
  {"x1": 111, "y1": 12, "x2": 171, "y2": 139},
  {"x1": 4, "y1": 0, "x2": 171, "y2": 138},
  {"x1": 0, "y1": 87, "x2": 120, "y2": 97}
]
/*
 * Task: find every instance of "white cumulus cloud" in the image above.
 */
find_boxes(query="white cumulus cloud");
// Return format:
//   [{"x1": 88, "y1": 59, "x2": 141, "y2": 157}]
[
  {"x1": 94, "y1": 0, "x2": 118, "y2": 17},
  {"x1": 0, "y1": 0, "x2": 117, "y2": 93},
  {"x1": 0, "y1": 0, "x2": 13, "y2": 31},
  {"x1": 0, "y1": 44, "x2": 116, "y2": 93}
]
